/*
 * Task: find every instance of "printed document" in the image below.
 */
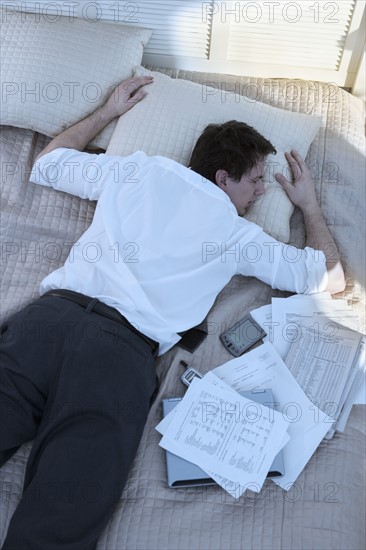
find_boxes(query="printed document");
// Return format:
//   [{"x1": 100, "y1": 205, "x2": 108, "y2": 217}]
[
  {"x1": 250, "y1": 293, "x2": 332, "y2": 348},
  {"x1": 271, "y1": 296, "x2": 359, "y2": 359},
  {"x1": 285, "y1": 320, "x2": 366, "y2": 436}
]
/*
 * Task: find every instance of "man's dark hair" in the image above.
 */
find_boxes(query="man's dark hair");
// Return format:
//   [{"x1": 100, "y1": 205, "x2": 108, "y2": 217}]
[{"x1": 189, "y1": 120, "x2": 276, "y2": 183}]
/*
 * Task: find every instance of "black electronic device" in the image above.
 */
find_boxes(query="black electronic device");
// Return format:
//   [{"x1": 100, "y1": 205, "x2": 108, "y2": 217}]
[{"x1": 220, "y1": 314, "x2": 267, "y2": 357}]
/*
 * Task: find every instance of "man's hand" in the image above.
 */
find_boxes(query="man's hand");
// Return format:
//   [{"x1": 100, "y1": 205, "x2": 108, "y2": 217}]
[
  {"x1": 35, "y1": 76, "x2": 153, "y2": 161},
  {"x1": 275, "y1": 149, "x2": 318, "y2": 214},
  {"x1": 276, "y1": 149, "x2": 345, "y2": 294},
  {"x1": 103, "y1": 76, "x2": 154, "y2": 119}
]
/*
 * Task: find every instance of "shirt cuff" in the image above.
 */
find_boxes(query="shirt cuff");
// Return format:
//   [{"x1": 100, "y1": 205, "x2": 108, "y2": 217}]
[{"x1": 303, "y1": 247, "x2": 328, "y2": 294}]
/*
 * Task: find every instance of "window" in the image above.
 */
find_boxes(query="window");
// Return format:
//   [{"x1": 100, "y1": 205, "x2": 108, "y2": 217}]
[{"x1": 4, "y1": 0, "x2": 364, "y2": 87}]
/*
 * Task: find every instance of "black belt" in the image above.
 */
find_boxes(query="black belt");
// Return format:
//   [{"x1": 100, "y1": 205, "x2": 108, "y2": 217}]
[{"x1": 43, "y1": 289, "x2": 159, "y2": 355}]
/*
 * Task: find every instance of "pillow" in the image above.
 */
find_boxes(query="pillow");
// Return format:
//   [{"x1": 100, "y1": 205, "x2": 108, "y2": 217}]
[
  {"x1": 106, "y1": 67, "x2": 322, "y2": 242},
  {"x1": 0, "y1": 9, "x2": 152, "y2": 149}
]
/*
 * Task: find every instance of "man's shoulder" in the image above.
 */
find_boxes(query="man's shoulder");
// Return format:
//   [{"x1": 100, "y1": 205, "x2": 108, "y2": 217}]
[
  {"x1": 143, "y1": 153, "x2": 187, "y2": 170},
  {"x1": 146, "y1": 154, "x2": 209, "y2": 181},
  {"x1": 137, "y1": 153, "x2": 203, "y2": 183}
]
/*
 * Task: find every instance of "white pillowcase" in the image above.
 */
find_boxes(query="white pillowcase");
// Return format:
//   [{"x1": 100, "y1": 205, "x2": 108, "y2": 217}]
[
  {"x1": 0, "y1": 9, "x2": 152, "y2": 149},
  {"x1": 106, "y1": 67, "x2": 322, "y2": 242}
]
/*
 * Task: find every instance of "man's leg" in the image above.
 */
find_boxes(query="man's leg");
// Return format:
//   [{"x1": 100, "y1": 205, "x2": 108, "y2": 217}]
[
  {"x1": 2, "y1": 297, "x2": 157, "y2": 550},
  {"x1": 0, "y1": 298, "x2": 66, "y2": 467}
]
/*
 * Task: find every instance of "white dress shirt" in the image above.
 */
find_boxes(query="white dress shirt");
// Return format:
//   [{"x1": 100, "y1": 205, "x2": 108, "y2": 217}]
[{"x1": 30, "y1": 148, "x2": 328, "y2": 355}]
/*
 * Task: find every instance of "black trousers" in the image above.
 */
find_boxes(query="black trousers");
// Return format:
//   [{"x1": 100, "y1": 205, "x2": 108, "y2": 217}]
[{"x1": 0, "y1": 295, "x2": 158, "y2": 549}]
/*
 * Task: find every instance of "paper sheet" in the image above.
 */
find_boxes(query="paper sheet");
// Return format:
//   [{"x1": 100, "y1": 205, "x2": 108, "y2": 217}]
[
  {"x1": 271, "y1": 296, "x2": 357, "y2": 358},
  {"x1": 155, "y1": 372, "x2": 236, "y2": 436},
  {"x1": 206, "y1": 431, "x2": 291, "y2": 498},
  {"x1": 250, "y1": 293, "x2": 332, "y2": 347}
]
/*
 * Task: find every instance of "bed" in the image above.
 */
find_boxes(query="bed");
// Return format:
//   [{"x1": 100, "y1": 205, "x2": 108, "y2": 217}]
[{"x1": 1, "y1": 10, "x2": 365, "y2": 550}]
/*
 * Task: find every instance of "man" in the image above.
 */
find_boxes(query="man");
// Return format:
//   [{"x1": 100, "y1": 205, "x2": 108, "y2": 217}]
[{"x1": 0, "y1": 76, "x2": 345, "y2": 549}]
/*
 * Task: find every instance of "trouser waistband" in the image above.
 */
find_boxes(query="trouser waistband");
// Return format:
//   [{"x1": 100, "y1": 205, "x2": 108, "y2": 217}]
[{"x1": 42, "y1": 289, "x2": 159, "y2": 355}]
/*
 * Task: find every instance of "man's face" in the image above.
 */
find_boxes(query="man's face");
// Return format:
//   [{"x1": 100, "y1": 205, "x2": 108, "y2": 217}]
[{"x1": 215, "y1": 160, "x2": 265, "y2": 216}]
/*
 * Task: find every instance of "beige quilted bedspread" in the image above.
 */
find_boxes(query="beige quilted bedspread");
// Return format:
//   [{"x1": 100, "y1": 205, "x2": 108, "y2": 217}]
[{"x1": 0, "y1": 68, "x2": 365, "y2": 549}]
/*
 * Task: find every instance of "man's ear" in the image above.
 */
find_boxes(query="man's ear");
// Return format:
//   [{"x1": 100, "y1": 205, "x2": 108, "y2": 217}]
[{"x1": 215, "y1": 169, "x2": 228, "y2": 190}]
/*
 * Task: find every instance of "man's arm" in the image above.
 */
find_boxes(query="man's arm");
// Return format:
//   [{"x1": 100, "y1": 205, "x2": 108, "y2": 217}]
[
  {"x1": 275, "y1": 150, "x2": 345, "y2": 294},
  {"x1": 35, "y1": 76, "x2": 153, "y2": 162}
]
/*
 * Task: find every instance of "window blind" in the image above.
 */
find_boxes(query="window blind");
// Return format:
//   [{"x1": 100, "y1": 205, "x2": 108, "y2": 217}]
[
  {"x1": 123, "y1": 1, "x2": 213, "y2": 59},
  {"x1": 1, "y1": 0, "x2": 214, "y2": 59},
  {"x1": 226, "y1": 0, "x2": 357, "y2": 70},
  {"x1": 1, "y1": 0, "x2": 363, "y2": 86}
]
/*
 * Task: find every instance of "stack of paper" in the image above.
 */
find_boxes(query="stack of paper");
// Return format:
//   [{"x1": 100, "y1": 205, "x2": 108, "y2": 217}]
[
  {"x1": 250, "y1": 293, "x2": 366, "y2": 437},
  {"x1": 156, "y1": 342, "x2": 334, "y2": 498},
  {"x1": 156, "y1": 294, "x2": 365, "y2": 498}
]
